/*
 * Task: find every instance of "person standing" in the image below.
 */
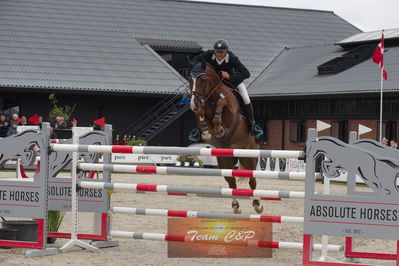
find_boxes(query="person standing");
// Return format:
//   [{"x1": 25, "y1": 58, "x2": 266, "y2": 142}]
[
  {"x1": 6, "y1": 121, "x2": 18, "y2": 136},
  {"x1": 389, "y1": 139, "x2": 398, "y2": 149},
  {"x1": 0, "y1": 115, "x2": 9, "y2": 137}
]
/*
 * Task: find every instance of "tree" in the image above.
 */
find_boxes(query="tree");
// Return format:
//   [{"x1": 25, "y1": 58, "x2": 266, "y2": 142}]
[{"x1": 48, "y1": 94, "x2": 76, "y2": 124}]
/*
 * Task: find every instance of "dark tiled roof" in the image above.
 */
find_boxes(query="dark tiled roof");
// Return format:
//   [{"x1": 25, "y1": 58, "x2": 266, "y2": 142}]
[
  {"x1": 248, "y1": 44, "x2": 399, "y2": 96},
  {"x1": 0, "y1": 0, "x2": 360, "y2": 94}
]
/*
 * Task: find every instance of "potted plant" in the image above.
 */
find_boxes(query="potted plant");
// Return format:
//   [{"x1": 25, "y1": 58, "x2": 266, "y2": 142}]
[
  {"x1": 47, "y1": 210, "x2": 66, "y2": 243},
  {"x1": 176, "y1": 155, "x2": 204, "y2": 167},
  {"x1": 127, "y1": 138, "x2": 148, "y2": 146}
]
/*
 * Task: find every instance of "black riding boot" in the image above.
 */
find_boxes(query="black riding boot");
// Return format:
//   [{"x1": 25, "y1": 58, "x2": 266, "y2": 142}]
[{"x1": 243, "y1": 103, "x2": 262, "y2": 137}]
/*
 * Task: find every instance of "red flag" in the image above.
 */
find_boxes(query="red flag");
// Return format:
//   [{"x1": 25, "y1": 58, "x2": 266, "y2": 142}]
[
  {"x1": 372, "y1": 32, "x2": 388, "y2": 80},
  {"x1": 17, "y1": 117, "x2": 22, "y2": 124},
  {"x1": 28, "y1": 114, "x2": 39, "y2": 125},
  {"x1": 93, "y1": 117, "x2": 105, "y2": 127}
]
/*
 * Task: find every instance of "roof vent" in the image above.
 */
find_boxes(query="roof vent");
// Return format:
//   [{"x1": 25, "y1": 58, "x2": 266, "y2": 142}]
[
  {"x1": 342, "y1": 45, "x2": 375, "y2": 60},
  {"x1": 317, "y1": 57, "x2": 356, "y2": 74},
  {"x1": 317, "y1": 44, "x2": 375, "y2": 75}
]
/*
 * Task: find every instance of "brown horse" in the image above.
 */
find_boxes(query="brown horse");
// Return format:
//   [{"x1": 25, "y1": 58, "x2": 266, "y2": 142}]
[{"x1": 190, "y1": 62, "x2": 263, "y2": 214}]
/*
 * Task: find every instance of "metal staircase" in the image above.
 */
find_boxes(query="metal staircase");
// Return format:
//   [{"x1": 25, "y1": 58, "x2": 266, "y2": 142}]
[{"x1": 122, "y1": 84, "x2": 190, "y2": 142}]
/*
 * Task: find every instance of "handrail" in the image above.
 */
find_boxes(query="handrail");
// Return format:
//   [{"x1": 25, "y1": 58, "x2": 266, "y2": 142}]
[
  {"x1": 121, "y1": 84, "x2": 190, "y2": 138},
  {"x1": 137, "y1": 103, "x2": 189, "y2": 141}
]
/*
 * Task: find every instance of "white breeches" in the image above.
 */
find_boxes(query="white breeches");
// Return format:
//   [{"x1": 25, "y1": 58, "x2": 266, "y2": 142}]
[{"x1": 237, "y1": 83, "x2": 251, "y2": 105}]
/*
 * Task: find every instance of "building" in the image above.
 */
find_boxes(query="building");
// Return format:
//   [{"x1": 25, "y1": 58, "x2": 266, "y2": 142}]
[
  {"x1": 0, "y1": 0, "x2": 359, "y2": 145},
  {"x1": 249, "y1": 29, "x2": 399, "y2": 150}
]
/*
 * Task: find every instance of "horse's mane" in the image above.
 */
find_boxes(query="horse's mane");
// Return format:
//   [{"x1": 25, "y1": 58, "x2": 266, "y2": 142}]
[
  {"x1": 205, "y1": 63, "x2": 221, "y2": 80},
  {"x1": 205, "y1": 62, "x2": 237, "y2": 90}
]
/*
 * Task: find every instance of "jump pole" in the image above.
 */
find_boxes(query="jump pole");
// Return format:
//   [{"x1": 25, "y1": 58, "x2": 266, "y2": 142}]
[
  {"x1": 78, "y1": 163, "x2": 315, "y2": 180},
  {"x1": 111, "y1": 206, "x2": 304, "y2": 224},
  {"x1": 109, "y1": 231, "x2": 342, "y2": 251},
  {"x1": 79, "y1": 181, "x2": 305, "y2": 199},
  {"x1": 52, "y1": 144, "x2": 305, "y2": 159}
]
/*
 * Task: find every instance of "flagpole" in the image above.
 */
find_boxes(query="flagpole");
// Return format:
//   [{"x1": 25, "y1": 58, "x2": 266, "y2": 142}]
[{"x1": 379, "y1": 67, "x2": 383, "y2": 142}]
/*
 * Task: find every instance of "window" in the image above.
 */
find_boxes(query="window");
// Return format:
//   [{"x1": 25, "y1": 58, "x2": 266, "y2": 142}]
[
  {"x1": 290, "y1": 120, "x2": 306, "y2": 142},
  {"x1": 137, "y1": 38, "x2": 202, "y2": 80},
  {"x1": 331, "y1": 121, "x2": 340, "y2": 138},
  {"x1": 377, "y1": 121, "x2": 397, "y2": 141},
  {"x1": 331, "y1": 120, "x2": 348, "y2": 142}
]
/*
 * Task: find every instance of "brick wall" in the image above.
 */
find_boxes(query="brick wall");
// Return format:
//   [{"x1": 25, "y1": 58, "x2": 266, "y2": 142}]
[
  {"x1": 349, "y1": 120, "x2": 376, "y2": 140},
  {"x1": 259, "y1": 119, "x2": 395, "y2": 151}
]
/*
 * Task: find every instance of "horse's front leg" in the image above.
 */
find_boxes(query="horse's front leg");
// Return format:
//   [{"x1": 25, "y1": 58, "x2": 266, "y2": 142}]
[
  {"x1": 212, "y1": 98, "x2": 227, "y2": 138},
  {"x1": 196, "y1": 108, "x2": 211, "y2": 141}
]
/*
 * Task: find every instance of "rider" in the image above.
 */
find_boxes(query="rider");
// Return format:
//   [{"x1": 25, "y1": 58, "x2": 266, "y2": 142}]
[{"x1": 191, "y1": 39, "x2": 262, "y2": 139}]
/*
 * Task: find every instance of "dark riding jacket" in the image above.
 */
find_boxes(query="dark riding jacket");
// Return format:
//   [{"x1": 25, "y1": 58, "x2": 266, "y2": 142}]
[{"x1": 193, "y1": 50, "x2": 250, "y2": 87}]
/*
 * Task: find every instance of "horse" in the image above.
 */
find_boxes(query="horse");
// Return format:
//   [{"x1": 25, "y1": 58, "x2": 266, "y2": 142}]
[{"x1": 189, "y1": 62, "x2": 263, "y2": 214}]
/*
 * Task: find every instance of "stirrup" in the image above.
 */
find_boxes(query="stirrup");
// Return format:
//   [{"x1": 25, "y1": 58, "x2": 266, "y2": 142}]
[
  {"x1": 253, "y1": 124, "x2": 264, "y2": 139},
  {"x1": 189, "y1": 128, "x2": 200, "y2": 142}
]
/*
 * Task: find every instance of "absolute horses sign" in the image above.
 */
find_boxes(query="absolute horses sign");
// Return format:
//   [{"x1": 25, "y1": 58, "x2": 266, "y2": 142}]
[{"x1": 304, "y1": 129, "x2": 399, "y2": 241}]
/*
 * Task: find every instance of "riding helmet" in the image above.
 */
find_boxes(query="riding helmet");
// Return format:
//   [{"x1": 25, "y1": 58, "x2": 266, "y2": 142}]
[{"x1": 213, "y1": 40, "x2": 229, "y2": 51}]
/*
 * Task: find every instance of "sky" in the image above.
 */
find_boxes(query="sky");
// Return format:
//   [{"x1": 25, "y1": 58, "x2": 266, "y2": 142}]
[{"x1": 192, "y1": 0, "x2": 399, "y2": 32}]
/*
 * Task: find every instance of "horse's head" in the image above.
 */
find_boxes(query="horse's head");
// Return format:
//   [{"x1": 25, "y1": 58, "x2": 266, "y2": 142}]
[{"x1": 189, "y1": 62, "x2": 221, "y2": 112}]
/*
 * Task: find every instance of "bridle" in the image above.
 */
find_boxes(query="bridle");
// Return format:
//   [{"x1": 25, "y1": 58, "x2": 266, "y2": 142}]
[{"x1": 192, "y1": 74, "x2": 224, "y2": 107}]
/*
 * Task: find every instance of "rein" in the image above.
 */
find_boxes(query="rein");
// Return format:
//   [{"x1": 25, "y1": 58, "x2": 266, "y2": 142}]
[{"x1": 203, "y1": 78, "x2": 223, "y2": 104}]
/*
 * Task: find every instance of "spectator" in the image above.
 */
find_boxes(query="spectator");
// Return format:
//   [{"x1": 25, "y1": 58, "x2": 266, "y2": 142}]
[
  {"x1": 71, "y1": 118, "x2": 77, "y2": 127},
  {"x1": 179, "y1": 93, "x2": 190, "y2": 106},
  {"x1": 20, "y1": 116, "x2": 28, "y2": 125},
  {"x1": 390, "y1": 139, "x2": 398, "y2": 149},
  {"x1": 54, "y1": 116, "x2": 67, "y2": 129},
  {"x1": 10, "y1": 113, "x2": 19, "y2": 124},
  {"x1": 0, "y1": 114, "x2": 9, "y2": 137},
  {"x1": 38, "y1": 116, "x2": 43, "y2": 129},
  {"x1": 6, "y1": 121, "x2": 18, "y2": 136},
  {"x1": 381, "y1": 138, "x2": 388, "y2": 146}
]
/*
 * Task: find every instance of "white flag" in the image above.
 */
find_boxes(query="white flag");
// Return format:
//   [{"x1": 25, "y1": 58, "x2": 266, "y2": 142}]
[
  {"x1": 358, "y1": 124, "x2": 372, "y2": 136},
  {"x1": 317, "y1": 120, "x2": 331, "y2": 132}
]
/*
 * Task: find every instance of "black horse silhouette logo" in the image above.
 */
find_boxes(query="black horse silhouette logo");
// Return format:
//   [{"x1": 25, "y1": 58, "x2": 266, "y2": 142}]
[{"x1": 307, "y1": 137, "x2": 399, "y2": 196}]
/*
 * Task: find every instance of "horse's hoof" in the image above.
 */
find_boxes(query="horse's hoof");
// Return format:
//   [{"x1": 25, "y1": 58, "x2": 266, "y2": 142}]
[
  {"x1": 232, "y1": 199, "x2": 240, "y2": 214},
  {"x1": 254, "y1": 204, "x2": 264, "y2": 214},
  {"x1": 233, "y1": 208, "x2": 241, "y2": 214},
  {"x1": 201, "y1": 131, "x2": 211, "y2": 140},
  {"x1": 215, "y1": 128, "x2": 225, "y2": 138},
  {"x1": 253, "y1": 200, "x2": 264, "y2": 214}
]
